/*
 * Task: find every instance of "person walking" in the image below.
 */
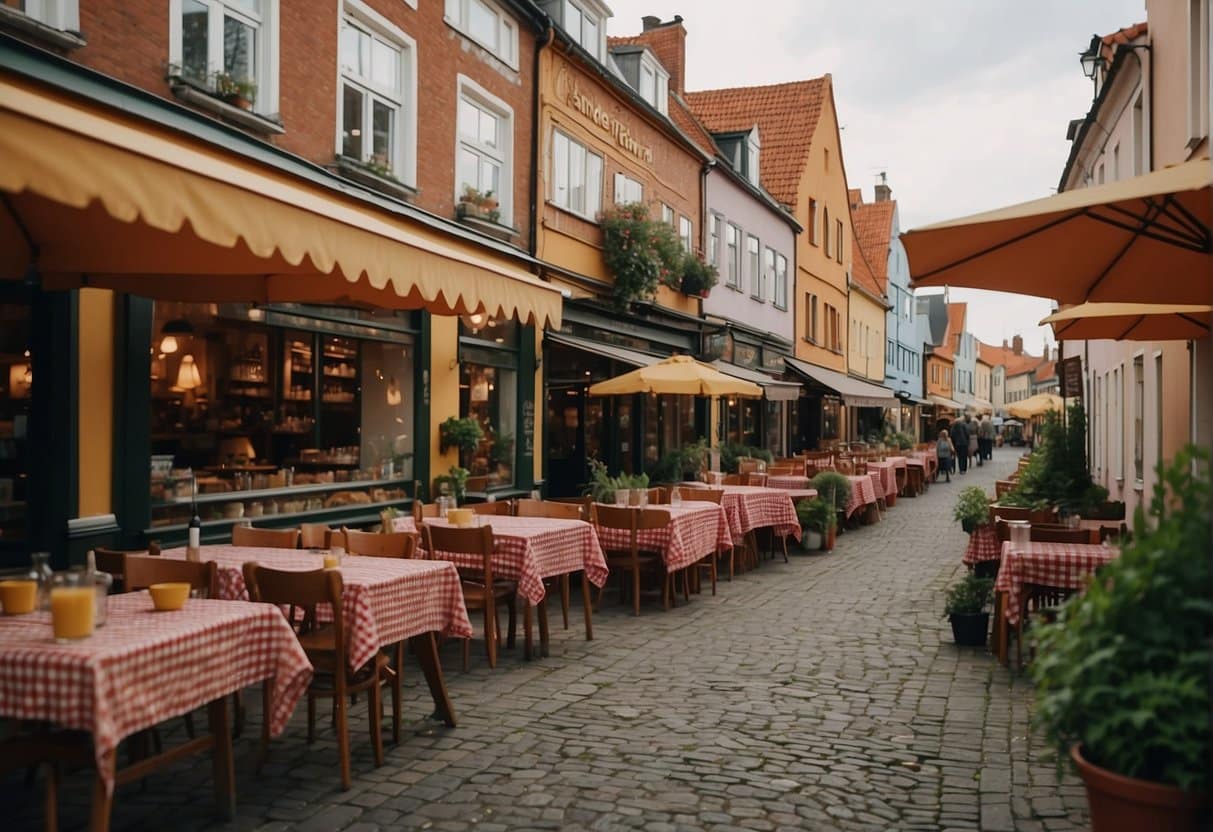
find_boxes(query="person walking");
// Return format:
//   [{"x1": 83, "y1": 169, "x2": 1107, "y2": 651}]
[
  {"x1": 964, "y1": 414, "x2": 978, "y2": 469},
  {"x1": 936, "y1": 429, "x2": 955, "y2": 482},
  {"x1": 951, "y1": 415, "x2": 970, "y2": 475},
  {"x1": 978, "y1": 416, "x2": 995, "y2": 462}
]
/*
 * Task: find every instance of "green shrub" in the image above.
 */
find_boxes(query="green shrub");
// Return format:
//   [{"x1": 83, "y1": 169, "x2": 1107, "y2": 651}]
[
  {"x1": 943, "y1": 574, "x2": 994, "y2": 615},
  {"x1": 439, "y1": 417, "x2": 484, "y2": 454},
  {"x1": 795, "y1": 496, "x2": 836, "y2": 532},
  {"x1": 647, "y1": 439, "x2": 707, "y2": 483},
  {"x1": 810, "y1": 471, "x2": 851, "y2": 514},
  {"x1": 953, "y1": 485, "x2": 991, "y2": 529}
]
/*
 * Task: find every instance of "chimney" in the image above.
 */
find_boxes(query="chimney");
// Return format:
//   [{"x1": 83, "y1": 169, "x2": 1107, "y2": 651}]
[
  {"x1": 874, "y1": 171, "x2": 892, "y2": 202},
  {"x1": 1012, "y1": 334, "x2": 1023, "y2": 355},
  {"x1": 636, "y1": 15, "x2": 687, "y2": 96},
  {"x1": 1002, "y1": 338, "x2": 1008, "y2": 350}
]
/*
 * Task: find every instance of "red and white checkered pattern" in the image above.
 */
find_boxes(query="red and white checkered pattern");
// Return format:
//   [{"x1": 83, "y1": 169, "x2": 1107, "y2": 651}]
[
  {"x1": 400, "y1": 516, "x2": 609, "y2": 605},
  {"x1": 0, "y1": 593, "x2": 311, "y2": 792},
  {"x1": 886, "y1": 456, "x2": 909, "y2": 471},
  {"x1": 996, "y1": 541, "x2": 1116, "y2": 626},
  {"x1": 909, "y1": 450, "x2": 938, "y2": 478},
  {"x1": 161, "y1": 546, "x2": 473, "y2": 671},
  {"x1": 844, "y1": 475, "x2": 878, "y2": 518},
  {"x1": 867, "y1": 460, "x2": 899, "y2": 498},
  {"x1": 962, "y1": 524, "x2": 1001, "y2": 566},
  {"x1": 594, "y1": 503, "x2": 733, "y2": 572},
  {"x1": 713, "y1": 486, "x2": 802, "y2": 542},
  {"x1": 765, "y1": 474, "x2": 810, "y2": 490}
]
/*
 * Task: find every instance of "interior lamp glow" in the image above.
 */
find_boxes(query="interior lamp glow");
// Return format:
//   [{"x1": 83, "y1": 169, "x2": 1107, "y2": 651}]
[
  {"x1": 176, "y1": 354, "x2": 203, "y2": 390},
  {"x1": 160, "y1": 335, "x2": 179, "y2": 354}
]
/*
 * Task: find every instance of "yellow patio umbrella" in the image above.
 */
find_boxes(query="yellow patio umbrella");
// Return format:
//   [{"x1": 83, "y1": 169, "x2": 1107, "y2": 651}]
[
  {"x1": 1040, "y1": 302, "x2": 1211, "y2": 341},
  {"x1": 588, "y1": 355, "x2": 763, "y2": 398},
  {"x1": 903, "y1": 158, "x2": 1212, "y2": 305},
  {"x1": 1008, "y1": 393, "x2": 1065, "y2": 419}
]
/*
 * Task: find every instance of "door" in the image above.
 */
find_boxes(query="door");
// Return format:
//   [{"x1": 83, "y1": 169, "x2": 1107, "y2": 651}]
[{"x1": 545, "y1": 382, "x2": 585, "y2": 497}]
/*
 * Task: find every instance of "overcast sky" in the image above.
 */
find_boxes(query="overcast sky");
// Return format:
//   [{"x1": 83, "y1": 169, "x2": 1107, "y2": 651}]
[{"x1": 606, "y1": 0, "x2": 1145, "y2": 353}]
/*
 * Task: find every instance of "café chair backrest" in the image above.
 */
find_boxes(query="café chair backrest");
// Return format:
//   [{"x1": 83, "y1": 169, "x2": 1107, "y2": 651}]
[
  {"x1": 422, "y1": 524, "x2": 495, "y2": 585},
  {"x1": 124, "y1": 554, "x2": 218, "y2": 598},
  {"x1": 243, "y1": 563, "x2": 344, "y2": 645},
  {"x1": 342, "y1": 527, "x2": 417, "y2": 558},
  {"x1": 1029, "y1": 526, "x2": 1091, "y2": 544},
  {"x1": 470, "y1": 501, "x2": 513, "y2": 516},
  {"x1": 721, "y1": 474, "x2": 743, "y2": 486},
  {"x1": 232, "y1": 525, "x2": 300, "y2": 549},
  {"x1": 93, "y1": 544, "x2": 161, "y2": 588},
  {"x1": 514, "y1": 499, "x2": 585, "y2": 521},
  {"x1": 737, "y1": 459, "x2": 762, "y2": 475},
  {"x1": 300, "y1": 523, "x2": 332, "y2": 549},
  {"x1": 675, "y1": 486, "x2": 722, "y2": 504},
  {"x1": 413, "y1": 501, "x2": 440, "y2": 522},
  {"x1": 743, "y1": 473, "x2": 767, "y2": 487}
]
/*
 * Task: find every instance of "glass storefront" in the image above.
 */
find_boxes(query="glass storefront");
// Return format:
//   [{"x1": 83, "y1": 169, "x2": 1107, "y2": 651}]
[
  {"x1": 0, "y1": 301, "x2": 31, "y2": 546},
  {"x1": 148, "y1": 302, "x2": 415, "y2": 529},
  {"x1": 459, "y1": 318, "x2": 519, "y2": 489}
]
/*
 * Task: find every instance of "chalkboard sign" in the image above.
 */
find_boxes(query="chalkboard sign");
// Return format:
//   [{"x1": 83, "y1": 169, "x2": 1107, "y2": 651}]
[{"x1": 1060, "y1": 355, "x2": 1083, "y2": 400}]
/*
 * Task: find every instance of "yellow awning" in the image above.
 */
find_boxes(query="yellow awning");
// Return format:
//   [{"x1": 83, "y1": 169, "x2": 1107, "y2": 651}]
[
  {"x1": 588, "y1": 355, "x2": 763, "y2": 398},
  {"x1": 904, "y1": 158, "x2": 1211, "y2": 305},
  {"x1": 0, "y1": 75, "x2": 562, "y2": 328},
  {"x1": 1040, "y1": 302, "x2": 1211, "y2": 341},
  {"x1": 1007, "y1": 393, "x2": 1065, "y2": 419}
]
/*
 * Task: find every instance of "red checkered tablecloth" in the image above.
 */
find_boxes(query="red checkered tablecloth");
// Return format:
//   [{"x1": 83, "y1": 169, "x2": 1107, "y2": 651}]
[
  {"x1": 844, "y1": 475, "x2": 877, "y2": 518},
  {"x1": 765, "y1": 474, "x2": 811, "y2": 490},
  {"x1": 712, "y1": 485, "x2": 801, "y2": 542},
  {"x1": 867, "y1": 460, "x2": 899, "y2": 497},
  {"x1": 161, "y1": 546, "x2": 473, "y2": 671},
  {"x1": 0, "y1": 593, "x2": 311, "y2": 793},
  {"x1": 594, "y1": 503, "x2": 733, "y2": 572},
  {"x1": 399, "y1": 516, "x2": 609, "y2": 605},
  {"x1": 886, "y1": 456, "x2": 909, "y2": 470},
  {"x1": 996, "y1": 541, "x2": 1116, "y2": 626},
  {"x1": 962, "y1": 523, "x2": 1001, "y2": 566}
]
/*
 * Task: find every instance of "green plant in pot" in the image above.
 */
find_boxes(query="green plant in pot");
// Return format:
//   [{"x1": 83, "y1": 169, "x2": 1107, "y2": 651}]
[
  {"x1": 584, "y1": 458, "x2": 615, "y2": 503},
  {"x1": 809, "y1": 470, "x2": 850, "y2": 545},
  {"x1": 943, "y1": 573, "x2": 994, "y2": 646},
  {"x1": 432, "y1": 465, "x2": 470, "y2": 503},
  {"x1": 795, "y1": 497, "x2": 836, "y2": 552},
  {"x1": 953, "y1": 485, "x2": 991, "y2": 533},
  {"x1": 1032, "y1": 447, "x2": 1210, "y2": 831},
  {"x1": 439, "y1": 416, "x2": 484, "y2": 456}
]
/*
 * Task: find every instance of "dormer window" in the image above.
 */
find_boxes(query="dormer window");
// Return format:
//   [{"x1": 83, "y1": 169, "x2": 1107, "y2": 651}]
[
  {"x1": 712, "y1": 126, "x2": 761, "y2": 184},
  {"x1": 563, "y1": 0, "x2": 603, "y2": 60},
  {"x1": 744, "y1": 127, "x2": 760, "y2": 186},
  {"x1": 610, "y1": 44, "x2": 669, "y2": 115}
]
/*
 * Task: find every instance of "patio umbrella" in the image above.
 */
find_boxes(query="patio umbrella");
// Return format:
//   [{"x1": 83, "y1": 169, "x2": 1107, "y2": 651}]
[
  {"x1": 1001, "y1": 419, "x2": 1024, "y2": 427},
  {"x1": 588, "y1": 355, "x2": 763, "y2": 398},
  {"x1": 1007, "y1": 393, "x2": 1065, "y2": 419},
  {"x1": 903, "y1": 158, "x2": 1211, "y2": 305},
  {"x1": 1039, "y1": 302, "x2": 1211, "y2": 341}
]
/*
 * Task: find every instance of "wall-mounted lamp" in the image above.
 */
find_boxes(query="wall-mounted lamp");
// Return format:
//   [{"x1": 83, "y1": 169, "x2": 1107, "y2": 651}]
[
  {"x1": 159, "y1": 317, "x2": 193, "y2": 355},
  {"x1": 1079, "y1": 37, "x2": 1104, "y2": 80}
]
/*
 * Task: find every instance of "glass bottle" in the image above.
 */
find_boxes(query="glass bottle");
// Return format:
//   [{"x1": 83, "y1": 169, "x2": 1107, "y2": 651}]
[
  {"x1": 85, "y1": 550, "x2": 112, "y2": 628},
  {"x1": 28, "y1": 551, "x2": 53, "y2": 611},
  {"x1": 187, "y1": 475, "x2": 202, "y2": 562}
]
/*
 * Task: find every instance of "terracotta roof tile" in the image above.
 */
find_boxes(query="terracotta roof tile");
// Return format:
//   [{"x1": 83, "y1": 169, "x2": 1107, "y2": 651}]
[
  {"x1": 667, "y1": 95, "x2": 718, "y2": 157},
  {"x1": 1100, "y1": 22, "x2": 1148, "y2": 62},
  {"x1": 848, "y1": 188, "x2": 862, "y2": 206},
  {"x1": 851, "y1": 199, "x2": 896, "y2": 293},
  {"x1": 850, "y1": 232, "x2": 883, "y2": 300},
  {"x1": 978, "y1": 340, "x2": 1049, "y2": 376},
  {"x1": 685, "y1": 77, "x2": 830, "y2": 207}
]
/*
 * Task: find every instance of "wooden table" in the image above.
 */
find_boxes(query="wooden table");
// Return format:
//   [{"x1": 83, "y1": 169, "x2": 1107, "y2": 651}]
[
  {"x1": 162, "y1": 545, "x2": 470, "y2": 725},
  {"x1": 0, "y1": 592, "x2": 311, "y2": 831}
]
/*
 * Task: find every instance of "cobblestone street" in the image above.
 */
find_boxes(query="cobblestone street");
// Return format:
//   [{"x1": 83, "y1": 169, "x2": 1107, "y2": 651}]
[{"x1": 10, "y1": 447, "x2": 1089, "y2": 831}]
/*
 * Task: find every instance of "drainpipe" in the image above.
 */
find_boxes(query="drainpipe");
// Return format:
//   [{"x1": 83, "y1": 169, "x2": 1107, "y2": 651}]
[
  {"x1": 529, "y1": 23, "x2": 554, "y2": 260},
  {"x1": 698, "y1": 159, "x2": 715, "y2": 353}
]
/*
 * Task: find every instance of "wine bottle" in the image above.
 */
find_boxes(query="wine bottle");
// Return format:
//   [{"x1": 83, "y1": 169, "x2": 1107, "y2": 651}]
[{"x1": 187, "y1": 474, "x2": 201, "y2": 562}]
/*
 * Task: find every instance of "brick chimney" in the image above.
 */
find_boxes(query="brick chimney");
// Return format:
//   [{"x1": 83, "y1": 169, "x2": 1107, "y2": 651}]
[
  {"x1": 874, "y1": 171, "x2": 892, "y2": 202},
  {"x1": 636, "y1": 15, "x2": 687, "y2": 96},
  {"x1": 1012, "y1": 334, "x2": 1024, "y2": 355}
]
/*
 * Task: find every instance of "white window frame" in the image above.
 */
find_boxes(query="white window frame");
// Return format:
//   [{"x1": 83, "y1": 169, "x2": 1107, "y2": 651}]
[
  {"x1": 336, "y1": 1, "x2": 417, "y2": 188},
  {"x1": 11, "y1": 0, "x2": 79, "y2": 30},
  {"x1": 746, "y1": 234, "x2": 761, "y2": 301},
  {"x1": 707, "y1": 213, "x2": 722, "y2": 267},
  {"x1": 1133, "y1": 352, "x2": 1145, "y2": 485},
  {"x1": 635, "y1": 52, "x2": 669, "y2": 115},
  {"x1": 678, "y1": 216, "x2": 693, "y2": 252},
  {"x1": 613, "y1": 172, "x2": 643, "y2": 205},
  {"x1": 550, "y1": 128, "x2": 603, "y2": 219},
  {"x1": 1154, "y1": 350, "x2": 1164, "y2": 483},
  {"x1": 661, "y1": 203, "x2": 674, "y2": 226},
  {"x1": 1188, "y1": 0, "x2": 1211, "y2": 148},
  {"x1": 170, "y1": 0, "x2": 280, "y2": 116},
  {"x1": 443, "y1": 0, "x2": 518, "y2": 69},
  {"x1": 455, "y1": 75, "x2": 514, "y2": 225},
  {"x1": 726, "y1": 222, "x2": 742, "y2": 289},
  {"x1": 774, "y1": 253, "x2": 788, "y2": 310},
  {"x1": 563, "y1": 0, "x2": 604, "y2": 61}
]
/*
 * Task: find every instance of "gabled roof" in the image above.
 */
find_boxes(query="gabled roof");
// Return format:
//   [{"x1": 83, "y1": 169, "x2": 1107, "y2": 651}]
[
  {"x1": 977, "y1": 340, "x2": 1049, "y2": 377},
  {"x1": 850, "y1": 232, "x2": 884, "y2": 301},
  {"x1": 1099, "y1": 21, "x2": 1148, "y2": 63},
  {"x1": 850, "y1": 196, "x2": 896, "y2": 293},
  {"x1": 934, "y1": 303, "x2": 966, "y2": 359},
  {"x1": 685, "y1": 77, "x2": 830, "y2": 207},
  {"x1": 667, "y1": 94, "x2": 718, "y2": 157},
  {"x1": 1035, "y1": 361, "x2": 1057, "y2": 382}
]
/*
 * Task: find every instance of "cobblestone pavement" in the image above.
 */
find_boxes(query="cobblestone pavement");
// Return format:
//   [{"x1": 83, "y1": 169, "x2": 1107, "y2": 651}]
[{"x1": 9, "y1": 446, "x2": 1090, "y2": 831}]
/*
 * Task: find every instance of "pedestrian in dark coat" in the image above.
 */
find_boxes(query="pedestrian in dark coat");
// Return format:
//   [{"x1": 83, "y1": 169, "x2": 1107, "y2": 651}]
[{"x1": 951, "y1": 417, "x2": 970, "y2": 475}]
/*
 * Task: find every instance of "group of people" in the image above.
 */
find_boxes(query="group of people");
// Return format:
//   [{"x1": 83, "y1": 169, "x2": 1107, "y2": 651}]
[{"x1": 935, "y1": 414, "x2": 995, "y2": 482}]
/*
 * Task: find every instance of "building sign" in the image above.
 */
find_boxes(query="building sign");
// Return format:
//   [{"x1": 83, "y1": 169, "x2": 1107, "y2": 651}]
[
  {"x1": 1060, "y1": 355, "x2": 1083, "y2": 400},
  {"x1": 522, "y1": 400, "x2": 535, "y2": 456},
  {"x1": 556, "y1": 62, "x2": 654, "y2": 166}
]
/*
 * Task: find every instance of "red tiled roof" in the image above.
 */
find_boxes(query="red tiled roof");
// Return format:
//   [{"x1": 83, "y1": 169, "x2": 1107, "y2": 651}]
[
  {"x1": 851, "y1": 199, "x2": 896, "y2": 293},
  {"x1": 978, "y1": 340, "x2": 1049, "y2": 377},
  {"x1": 1034, "y1": 361, "x2": 1057, "y2": 382},
  {"x1": 667, "y1": 95, "x2": 718, "y2": 157},
  {"x1": 685, "y1": 77, "x2": 830, "y2": 207},
  {"x1": 848, "y1": 188, "x2": 861, "y2": 206},
  {"x1": 607, "y1": 19, "x2": 687, "y2": 94},
  {"x1": 1100, "y1": 22, "x2": 1148, "y2": 62},
  {"x1": 850, "y1": 232, "x2": 883, "y2": 300}
]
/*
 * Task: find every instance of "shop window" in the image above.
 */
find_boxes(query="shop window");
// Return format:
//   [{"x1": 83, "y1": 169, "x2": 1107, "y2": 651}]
[
  {"x1": 443, "y1": 0, "x2": 517, "y2": 67},
  {"x1": 614, "y1": 172, "x2": 644, "y2": 205},
  {"x1": 551, "y1": 129, "x2": 603, "y2": 218},
  {"x1": 679, "y1": 216, "x2": 693, "y2": 252},
  {"x1": 726, "y1": 223, "x2": 741, "y2": 289},
  {"x1": 457, "y1": 80, "x2": 512, "y2": 222},
  {"x1": 459, "y1": 318, "x2": 520, "y2": 487},
  {"x1": 774, "y1": 253, "x2": 788, "y2": 310},
  {"x1": 339, "y1": 9, "x2": 415, "y2": 185},
  {"x1": 171, "y1": 0, "x2": 278, "y2": 115},
  {"x1": 764, "y1": 400, "x2": 784, "y2": 456},
  {"x1": 822, "y1": 398, "x2": 840, "y2": 440},
  {"x1": 0, "y1": 301, "x2": 32, "y2": 546}
]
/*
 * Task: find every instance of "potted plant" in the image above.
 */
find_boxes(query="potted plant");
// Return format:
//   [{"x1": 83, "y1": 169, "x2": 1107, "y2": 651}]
[
  {"x1": 433, "y1": 466, "x2": 470, "y2": 503},
  {"x1": 953, "y1": 485, "x2": 991, "y2": 533},
  {"x1": 1032, "y1": 448, "x2": 1210, "y2": 831},
  {"x1": 809, "y1": 470, "x2": 850, "y2": 547},
  {"x1": 585, "y1": 458, "x2": 615, "y2": 502},
  {"x1": 211, "y1": 71, "x2": 256, "y2": 109},
  {"x1": 457, "y1": 186, "x2": 501, "y2": 223},
  {"x1": 795, "y1": 497, "x2": 836, "y2": 551},
  {"x1": 439, "y1": 416, "x2": 484, "y2": 456},
  {"x1": 599, "y1": 202, "x2": 684, "y2": 311},
  {"x1": 679, "y1": 253, "x2": 719, "y2": 298},
  {"x1": 943, "y1": 573, "x2": 994, "y2": 646}
]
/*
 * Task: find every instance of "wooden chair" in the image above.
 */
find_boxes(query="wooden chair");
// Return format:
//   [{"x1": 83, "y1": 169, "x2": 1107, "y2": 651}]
[
  {"x1": 737, "y1": 458, "x2": 761, "y2": 475},
  {"x1": 469, "y1": 500, "x2": 513, "y2": 516},
  {"x1": 674, "y1": 486, "x2": 723, "y2": 504},
  {"x1": 124, "y1": 555, "x2": 218, "y2": 598},
  {"x1": 742, "y1": 473, "x2": 768, "y2": 487},
  {"x1": 421, "y1": 524, "x2": 519, "y2": 670},
  {"x1": 413, "y1": 501, "x2": 440, "y2": 522},
  {"x1": 300, "y1": 523, "x2": 332, "y2": 549},
  {"x1": 242, "y1": 564, "x2": 389, "y2": 790},
  {"x1": 720, "y1": 474, "x2": 743, "y2": 486},
  {"x1": 1016, "y1": 582, "x2": 1080, "y2": 669},
  {"x1": 513, "y1": 499, "x2": 588, "y2": 637},
  {"x1": 231, "y1": 525, "x2": 300, "y2": 549},
  {"x1": 643, "y1": 487, "x2": 668, "y2": 505},
  {"x1": 591, "y1": 505, "x2": 672, "y2": 615},
  {"x1": 1029, "y1": 526, "x2": 1091, "y2": 544},
  {"x1": 1099, "y1": 523, "x2": 1128, "y2": 543},
  {"x1": 93, "y1": 544, "x2": 161, "y2": 593},
  {"x1": 994, "y1": 480, "x2": 1016, "y2": 498},
  {"x1": 342, "y1": 528, "x2": 418, "y2": 558}
]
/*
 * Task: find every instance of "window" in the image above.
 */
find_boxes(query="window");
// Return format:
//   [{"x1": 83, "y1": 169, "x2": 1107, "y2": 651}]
[
  {"x1": 708, "y1": 213, "x2": 721, "y2": 266},
  {"x1": 1155, "y1": 352, "x2": 1164, "y2": 472},
  {"x1": 1112, "y1": 143, "x2": 1120, "y2": 181},
  {"x1": 1097, "y1": 163, "x2": 1104, "y2": 185},
  {"x1": 745, "y1": 128, "x2": 761, "y2": 186},
  {"x1": 444, "y1": 0, "x2": 517, "y2": 66},
  {"x1": 823, "y1": 207, "x2": 831, "y2": 258},
  {"x1": 774, "y1": 253, "x2": 788, "y2": 310},
  {"x1": 1133, "y1": 94, "x2": 1145, "y2": 175},
  {"x1": 1188, "y1": 0, "x2": 1210, "y2": 147},
  {"x1": 457, "y1": 80, "x2": 512, "y2": 221},
  {"x1": 679, "y1": 216, "x2": 693, "y2": 252},
  {"x1": 563, "y1": 0, "x2": 601, "y2": 60},
  {"x1": 726, "y1": 223, "x2": 741, "y2": 289},
  {"x1": 757, "y1": 246, "x2": 775, "y2": 302},
  {"x1": 835, "y1": 218, "x2": 844, "y2": 263},
  {"x1": 7, "y1": 0, "x2": 78, "y2": 30},
  {"x1": 808, "y1": 199, "x2": 818, "y2": 245},
  {"x1": 634, "y1": 55, "x2": 669, "y2": 114},
  {"x1": 1133, "y1": 355, "x2": 1144, "y2": 482},
  {"x1": 1113, "y1": 367, "x2": 1122, "y2": 479},
  {"x1": 340, "y1": 11, "x2": 414, "y2": 183},
  {"x1": 613, "y1": 172, "x2": 643, "y2": 204},
  {"x1": 806, "y1": 293, "x2": 819, "y2": 342},
  {"x1": 172, "y1": 0, "x2": 278, "y2": 114},
  {"x1": 746, "y1": 235, "x2": 761, "y2": 300},
  {"x1": 661, "y1": 203, "x2": 674, "y2": 226},
  {"x1": 551, "y1": 129, "x2": 603, "y2": 218}
]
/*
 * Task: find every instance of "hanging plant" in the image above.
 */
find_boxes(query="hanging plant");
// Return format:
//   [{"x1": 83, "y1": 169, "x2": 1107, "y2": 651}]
[
  {"x1": 679, "y1": 253, "x2": 719, "y2": 298},
  {"x1": 439, "y1": 417, "x2": 484, "y2": 454},
  {"x1": 599, "y1": 202, "x2": 684, "y2": 310}
]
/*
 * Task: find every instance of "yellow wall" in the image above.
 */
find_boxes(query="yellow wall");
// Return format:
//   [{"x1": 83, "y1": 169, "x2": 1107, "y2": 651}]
[
  {"x1": 428, "y1": 314, "x2": 460, "y2": 492},
  {"x1": 847, "y1": 288, "x2": 886, "y2": 382},
  {"x1": 926, "y1": 354, "x2": 954, "y2": 399},
  {"x1": 792, "y1": 82, "x2": 851, "y2": 372},
  {"x1": 77, "y1": 288, "x2": 114, "y2": 517}
]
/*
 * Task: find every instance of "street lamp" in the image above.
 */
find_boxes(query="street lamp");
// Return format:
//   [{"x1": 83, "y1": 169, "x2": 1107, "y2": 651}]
[{"x1": 1079, "y1": 35, "x2": 1104, "y2": 80}]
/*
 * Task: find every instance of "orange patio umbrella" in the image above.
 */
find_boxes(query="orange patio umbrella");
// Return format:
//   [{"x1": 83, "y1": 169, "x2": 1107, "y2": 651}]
[
  {"x1": 903, "y1": 158, "x2": 1211, "y2": 305},
  {"x1": 1040, "y1": 302, "x2": 1211, "y2": 341}
]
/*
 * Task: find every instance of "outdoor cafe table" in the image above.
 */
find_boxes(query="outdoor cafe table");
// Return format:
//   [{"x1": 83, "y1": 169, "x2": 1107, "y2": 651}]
[
  {"x1": 595, "y1": 502, "x2": 733, "y2": 573},
  {"x1": 844, "y1": 474, "x2": 879, "y2": 520},
  {"x1": 765, "y1": 474, "x2": 811, "y2": 490},
  {"x1": 162, "y1": 545, "x2": 471, "y2": 724},
  {"x1": 867, "y1": 460, "x2": 899, "y2": 500},
  {"x1": 0, "y1": 591, "x2": 311, "y2": 828},
  {"x1": 962, "y1": 523, "x2": 1001, "y2": 566},
  {"x1": 397, "y1": 514, "x2": 609, "y2": 653},
  {"x1": 993, "y1": 540, "x2": 1116, "y2": 665}
]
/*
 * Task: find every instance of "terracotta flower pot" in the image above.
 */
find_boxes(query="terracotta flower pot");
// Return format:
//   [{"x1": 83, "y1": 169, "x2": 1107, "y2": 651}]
[
  {"x1": 823, "y1": 526, "x2": 836, "y2": 551},
  {"x1": 1071, "y1": 745, "x2": 1208, "y2": 832}
]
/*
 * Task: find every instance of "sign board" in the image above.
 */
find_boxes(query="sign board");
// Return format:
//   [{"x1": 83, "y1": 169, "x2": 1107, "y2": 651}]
[{"x1": 1060, "y1": 355, "x2": 1084, "y2": 400}]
